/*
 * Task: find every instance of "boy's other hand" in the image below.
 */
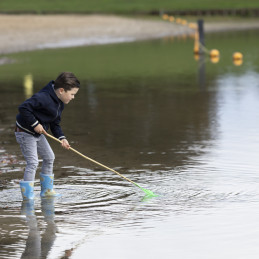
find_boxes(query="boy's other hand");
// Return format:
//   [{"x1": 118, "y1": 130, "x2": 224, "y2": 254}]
[
  {"x1": 34, "y1": 124, "x2": 45, "y2": 134},
  {"x1": 61, "y1": 139, "x2": 70, "y2": 150}
]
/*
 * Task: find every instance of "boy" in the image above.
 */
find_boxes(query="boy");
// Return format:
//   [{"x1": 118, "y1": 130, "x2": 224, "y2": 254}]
[{"x1": 15, "y1": 72, "x2": 80, "y2": 200}]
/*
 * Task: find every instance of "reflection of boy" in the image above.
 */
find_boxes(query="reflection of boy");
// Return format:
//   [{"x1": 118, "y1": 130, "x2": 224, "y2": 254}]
[
  {"x1": 15, "y1": 72, "x2": 80, "y2": 199},
  {"x1": 21, "y1": 198, "x2": 57, "y2": 259}
]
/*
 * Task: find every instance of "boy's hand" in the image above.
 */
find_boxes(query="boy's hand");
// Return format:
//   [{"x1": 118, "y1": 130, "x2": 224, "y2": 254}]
[
  {"x1": 61, "y1": 139, "x2": 70, "y2": 150},
  {"x1": 34, "y1": 124, "x2": 45, "y2": 134}
]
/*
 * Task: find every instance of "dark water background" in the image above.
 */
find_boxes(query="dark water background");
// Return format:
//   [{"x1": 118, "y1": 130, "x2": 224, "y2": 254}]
[{"x1": 1, "y1": 29, "x2": 259, "y2": 258}]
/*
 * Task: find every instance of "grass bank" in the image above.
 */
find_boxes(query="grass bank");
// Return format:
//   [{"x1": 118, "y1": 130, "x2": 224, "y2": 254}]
[{"x1": 0, "y1": 0, "x2": 259, "y2": 14}]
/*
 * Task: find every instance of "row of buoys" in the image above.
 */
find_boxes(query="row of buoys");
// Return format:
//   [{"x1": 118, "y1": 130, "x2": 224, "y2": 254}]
[
  {"x1": 194, "y1": 50, "x2": 243, "y2": 66},
  {"x1": 161, "y1": 14, "x2": 243, "y2": 66},
  {"x1": 162, "y1": 14, "x2": 197, "y2": 29},
  {"x1": 209, "y1": 50, "x2": 243, "y2": 65}
]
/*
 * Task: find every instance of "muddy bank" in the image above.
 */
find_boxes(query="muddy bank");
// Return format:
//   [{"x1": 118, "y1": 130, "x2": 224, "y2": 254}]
[
  {"x1": 1, "y1": 14, "x2": 259, "y2": 55},
  {"x1": 0, "y1": 14, "x2": 193, "y2": 54}
]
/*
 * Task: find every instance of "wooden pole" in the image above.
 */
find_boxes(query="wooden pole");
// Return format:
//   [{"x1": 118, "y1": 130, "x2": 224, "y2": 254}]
[{"x1": 197, "y1": 19, "x2": 205, "y2": 54}]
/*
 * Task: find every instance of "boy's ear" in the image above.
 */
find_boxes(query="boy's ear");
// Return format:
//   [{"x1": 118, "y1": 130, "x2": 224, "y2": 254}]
[{"x1": 59, "y1": 88, "x2": 65, "y2": 94}]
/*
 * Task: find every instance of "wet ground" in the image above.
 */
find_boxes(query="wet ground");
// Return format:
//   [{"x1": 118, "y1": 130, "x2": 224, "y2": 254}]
[{"x1": 1, "y1": 29, "x2": 259, "y2": 258}]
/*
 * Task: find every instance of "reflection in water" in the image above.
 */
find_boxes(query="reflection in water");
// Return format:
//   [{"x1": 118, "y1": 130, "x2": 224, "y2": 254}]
[
  {"x1": 23, "y1": 74, "x2": 33, "y2": 99},
  {"x1": 210, "y1": 55, "x2": 220, "y2": 64},
  {"x1": 64, "y1": 76, "x2": 217, "y2": 172},
  {"x1": 233, "y1": 58, "x2": 243, "y2": 66},
  {"x1": 41, "y1": 198, "x2": 57, "y2": 258},
  {"x1": 198, "y1": 53, "x2": 206, "y2": 90},
  {"x1": 21, "y1": 198, "x2": 57, "y2": 259},
  {"x1": 21, "y1": 200, "x2": 40, "y2": 259}
]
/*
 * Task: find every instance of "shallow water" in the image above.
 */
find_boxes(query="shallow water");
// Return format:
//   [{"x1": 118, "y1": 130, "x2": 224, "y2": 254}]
[{"x1": 1, "y1": 29, "x2": 259, "y2": 258}]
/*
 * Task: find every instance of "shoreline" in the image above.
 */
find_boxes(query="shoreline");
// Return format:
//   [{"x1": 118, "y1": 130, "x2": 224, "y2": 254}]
[{"x1": 1, "y1": 14, "x2": 259, "y2": 55}]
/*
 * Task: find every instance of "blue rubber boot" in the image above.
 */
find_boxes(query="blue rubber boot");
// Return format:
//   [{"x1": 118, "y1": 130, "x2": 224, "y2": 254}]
[
  {"x1": 40, "y1": 173, "x2": 59, "y2": 197},
  {"x1": 20, "y1": 181, "x2": 35, "y2": 200}
]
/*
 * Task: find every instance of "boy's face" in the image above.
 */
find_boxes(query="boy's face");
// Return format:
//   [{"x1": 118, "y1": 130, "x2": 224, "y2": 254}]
[{"x1": 58, "y1": 87, "x2": 79, "y2": 104}]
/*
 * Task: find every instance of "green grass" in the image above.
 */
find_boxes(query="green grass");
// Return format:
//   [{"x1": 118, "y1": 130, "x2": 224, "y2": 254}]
[{"x1": 0, "y1": 0, "x2": 259, "y2": 14}]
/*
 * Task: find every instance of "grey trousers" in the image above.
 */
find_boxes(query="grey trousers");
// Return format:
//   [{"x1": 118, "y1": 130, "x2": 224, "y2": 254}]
[{"x1": 15, "y1": 132, "x2": 55, "y2": 181}]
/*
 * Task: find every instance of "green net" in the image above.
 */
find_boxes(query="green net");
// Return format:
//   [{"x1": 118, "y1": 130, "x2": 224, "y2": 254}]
[{"x1": 134, "y1": 182, "x2": 158, "y2": 197}]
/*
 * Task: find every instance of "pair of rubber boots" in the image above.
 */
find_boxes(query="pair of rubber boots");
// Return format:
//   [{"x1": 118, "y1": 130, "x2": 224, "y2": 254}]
[{"x1": 20, "y1": 173, "x2": 59, "y2": 200}]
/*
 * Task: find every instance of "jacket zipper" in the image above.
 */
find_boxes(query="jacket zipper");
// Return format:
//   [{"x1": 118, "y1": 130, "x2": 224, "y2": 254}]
[{"x1": 56, "y1": 102, "x2": 60, "y2": 119}]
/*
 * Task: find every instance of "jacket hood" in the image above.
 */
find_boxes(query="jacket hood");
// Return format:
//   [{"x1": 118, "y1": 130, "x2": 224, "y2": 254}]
[{"x1": 39, "y1": 80, "x2": 61, "y2": 103}]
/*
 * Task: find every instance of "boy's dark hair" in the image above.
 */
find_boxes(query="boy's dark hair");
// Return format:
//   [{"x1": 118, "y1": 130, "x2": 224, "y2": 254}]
[{"x1": 54, "y1": 72, "x2": 80, "y2": 91}]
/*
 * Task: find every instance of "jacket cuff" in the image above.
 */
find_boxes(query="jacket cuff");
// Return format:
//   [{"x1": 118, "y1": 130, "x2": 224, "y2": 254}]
[
  {"x1": 31, "y1": 120, "x2": 39, "y2": 128},
  {"x1": 59, "y1": 136, "x2": 66, "y2": 140}
]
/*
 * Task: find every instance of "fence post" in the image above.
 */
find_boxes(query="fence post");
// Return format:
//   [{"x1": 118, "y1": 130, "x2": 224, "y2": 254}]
[{"x1": 197, "y1": 19, "x2": 205, "y2": 54}]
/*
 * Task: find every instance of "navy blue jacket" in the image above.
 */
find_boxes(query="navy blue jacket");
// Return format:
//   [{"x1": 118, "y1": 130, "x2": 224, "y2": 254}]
[{"x1": 16, "y1": 81, "x2": 66, "y2": 140}]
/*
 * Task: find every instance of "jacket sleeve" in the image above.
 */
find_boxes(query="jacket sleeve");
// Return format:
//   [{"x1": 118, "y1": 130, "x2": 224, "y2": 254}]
[
  {"x1": 18, "y1": 93, "x2": 43, "y2": 128},
  {"x1": 49, "y1": 114, "x2": 66, "y2": 140}
]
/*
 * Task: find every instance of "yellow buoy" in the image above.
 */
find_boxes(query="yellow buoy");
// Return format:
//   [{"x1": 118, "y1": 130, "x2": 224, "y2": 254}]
[
  {"x1": 181, "y1": 19, "x2": 187, "y2": 25},
  {"x1": 169, "y1": 16, "x2": 175, "y2": 22},
  {"x1": 162, "y1": 14, "x2": 169, "y2": 20},
  {"x1": 193, "y1": 31, "x2": 199, "y2": 54},
  {"x1": 188, "y1": 23, "x2": 198, "y2": 29},
  {"x1": 210, "y1": 49, "x2": 220, "y2": 58},
  {"x1": 232, "y1": 52, "x2": 243, "y2": 66},
  {"x1": 176, "y1": 18, "x2": 182, "y2": 24},
  {"x1": 233, "y1": 52, "x2": 243, "y2": 60}
]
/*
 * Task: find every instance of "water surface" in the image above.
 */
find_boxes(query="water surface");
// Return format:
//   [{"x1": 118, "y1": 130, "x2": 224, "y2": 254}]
[{"x1": 1, "y1": 29, "x2": 259, "y2": 259}]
